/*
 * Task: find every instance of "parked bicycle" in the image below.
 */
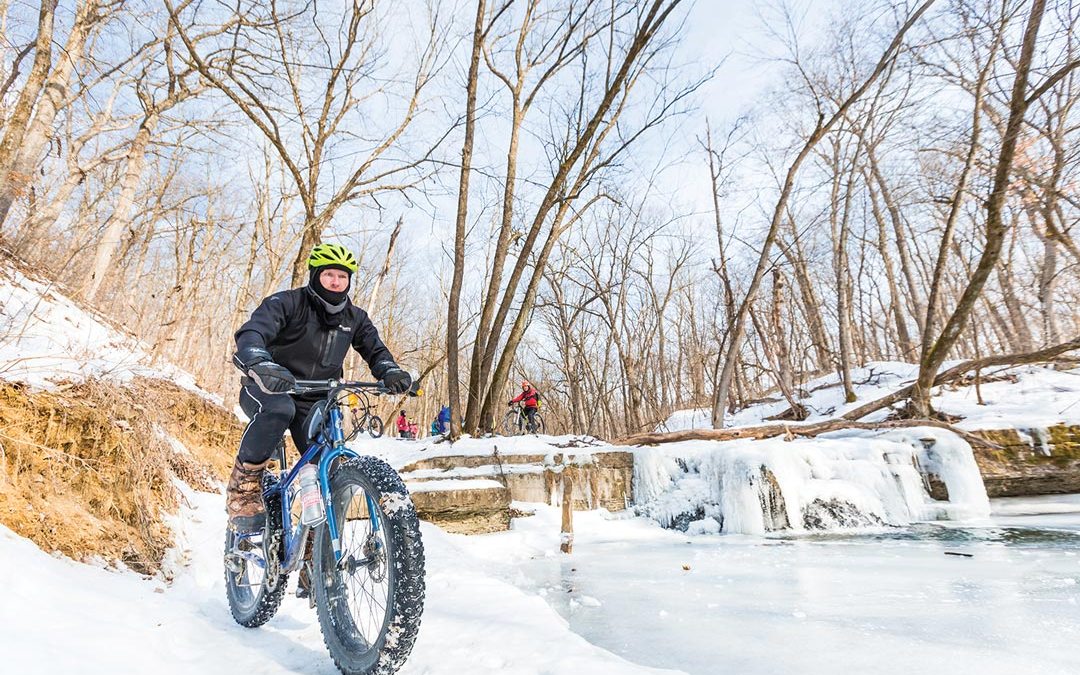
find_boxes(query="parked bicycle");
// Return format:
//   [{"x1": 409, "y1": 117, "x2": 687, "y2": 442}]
[
  {"x1": 346, "y1": 388, "x2": 384, "y2": 438},
  {"x1": 501, "y1": 402, "x2": 545, "y2": 435},
  {"x1": 223, "y1": 379, "x2": 424, "y2": 675}
]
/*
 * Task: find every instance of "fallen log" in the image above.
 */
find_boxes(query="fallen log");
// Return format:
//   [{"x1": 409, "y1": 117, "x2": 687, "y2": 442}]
[
  {"x1": 840, "y1": 337, "x2": 1080, "y2": 421},
  {"x1": 613, "y1": 419, "x2": 1003, "y2": 450}
]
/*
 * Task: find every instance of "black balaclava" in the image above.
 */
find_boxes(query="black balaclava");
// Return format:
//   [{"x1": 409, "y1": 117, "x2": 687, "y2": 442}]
[{"x1": 307, "y1": 264, "x2": 352, "y2": 326}]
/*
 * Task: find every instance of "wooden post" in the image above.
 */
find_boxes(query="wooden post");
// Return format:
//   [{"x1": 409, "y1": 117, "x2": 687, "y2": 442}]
[{"x1": 560, "y1": 466, "x2": 574, "y2": 554}]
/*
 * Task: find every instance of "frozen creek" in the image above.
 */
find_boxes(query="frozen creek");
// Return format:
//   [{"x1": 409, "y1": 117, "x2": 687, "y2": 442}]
[{"x1": 480, "y1": 496, "x2": 1080, "y2": 675}]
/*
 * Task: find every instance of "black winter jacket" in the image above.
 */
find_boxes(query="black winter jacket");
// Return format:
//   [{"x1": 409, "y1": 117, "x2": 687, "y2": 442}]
[{"x1": 234, "y1": 287, "x2": 397, "y2": 382}]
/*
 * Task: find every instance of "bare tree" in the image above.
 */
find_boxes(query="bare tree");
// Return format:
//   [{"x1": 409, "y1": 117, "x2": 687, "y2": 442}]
[
  {"x1": 446, "y1": 0, "x2": 487, "y2": 439},
  {"x1": 166, "y1": 0, "x2": 448, "y2": 283},
  {"x1": 467, "y1": 0, "x2": 699, "y2": 433},
  {"x1": 711, "y1": 0, "x2": 936, "y2": 427},
  {"x1": 912, "y1": 0, "x2": 1051, "y2": 416}
]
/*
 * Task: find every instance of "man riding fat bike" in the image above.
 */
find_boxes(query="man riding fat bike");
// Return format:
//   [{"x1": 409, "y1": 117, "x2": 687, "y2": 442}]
[{"x1": 226, "y1": 243, "x2": 412, "y2": 535}]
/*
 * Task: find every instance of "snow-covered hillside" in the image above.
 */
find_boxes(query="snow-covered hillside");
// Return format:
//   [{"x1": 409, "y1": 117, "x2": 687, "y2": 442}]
[
  {"x1": 0, "y1": 258, "x2": 200, "y2": 392},
  {"x1": 661, "y1": 362, "x2": 1080, "y2": 431}
]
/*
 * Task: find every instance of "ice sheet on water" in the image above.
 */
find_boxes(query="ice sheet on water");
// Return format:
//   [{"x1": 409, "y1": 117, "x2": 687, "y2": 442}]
[{"x1": 631, "y1": 428, "x2": 989, "y2": 534}]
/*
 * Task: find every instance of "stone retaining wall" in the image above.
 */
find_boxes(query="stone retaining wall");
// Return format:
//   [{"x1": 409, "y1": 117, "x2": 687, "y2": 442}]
[
  {"x1": 402, "y1": 451, "x2": 635, "y2": 533},
  {"x1": 968, "y1": 425, "x2": 1080, "y2": 497}
]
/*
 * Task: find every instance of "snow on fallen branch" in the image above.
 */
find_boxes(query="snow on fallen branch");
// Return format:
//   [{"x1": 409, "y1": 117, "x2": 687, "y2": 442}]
[
  {"x1": 613, "y1": 419, "x2": 1003, "y2": 450},
  {"x1": 840, "y1": 337, "x2": 1080, "y2": 421}
]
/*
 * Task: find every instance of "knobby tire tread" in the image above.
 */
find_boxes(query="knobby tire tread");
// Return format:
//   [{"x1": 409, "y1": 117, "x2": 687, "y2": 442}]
[{"x1": 314, "y1": 455, "x2": 425, "y2": 675}]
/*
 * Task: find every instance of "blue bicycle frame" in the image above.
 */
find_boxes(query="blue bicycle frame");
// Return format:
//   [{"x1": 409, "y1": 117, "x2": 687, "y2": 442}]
[{"x1": 237, "y1": 384, "x2": 383, "y2": 573}]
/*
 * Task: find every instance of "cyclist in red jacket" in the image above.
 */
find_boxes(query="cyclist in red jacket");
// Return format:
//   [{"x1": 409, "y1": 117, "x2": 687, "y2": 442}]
[{"x1": 509, "y1": 380, "x2": 541, "y2": 433}]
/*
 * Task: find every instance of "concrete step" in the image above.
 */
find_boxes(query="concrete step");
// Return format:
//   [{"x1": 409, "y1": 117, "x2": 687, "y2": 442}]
[
  {"x1": 406, "y1": 478, "x2": 511, "y2": 534},
  {"x1": 401, "y1": 450, "x2": 636, "y2": 534}
]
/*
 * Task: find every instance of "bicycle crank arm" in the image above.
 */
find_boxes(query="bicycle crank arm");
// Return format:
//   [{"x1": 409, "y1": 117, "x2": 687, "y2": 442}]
[{"x1": 225, "y1": 549, "x2": 266, "y2": 571}]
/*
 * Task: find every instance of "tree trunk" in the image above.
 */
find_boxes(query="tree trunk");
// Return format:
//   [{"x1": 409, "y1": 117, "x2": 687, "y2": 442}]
[
  {"x1": 912, "y1": 0, "x2": 1045, "y2": 417},
  {"x1": 446, "y1": 0, "x2": 486, "y2": 439},
  {"x1": 865, "y1": 175, "x2": 915, "y2": 359},
  {"x1": 84, "y1": 111, "x2": 159, "y2": 301},
  {"x1": 367, "y1": 216, "x2": 403, "y2": 314}
]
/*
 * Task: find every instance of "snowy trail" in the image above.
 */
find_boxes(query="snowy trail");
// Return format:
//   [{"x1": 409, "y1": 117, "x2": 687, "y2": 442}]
[{"x1": 1, "y1": 484, "x2": 678, "y2": 675}]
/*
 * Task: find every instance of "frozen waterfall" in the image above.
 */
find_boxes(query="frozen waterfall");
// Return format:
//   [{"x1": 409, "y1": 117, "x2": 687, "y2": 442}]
[{"x1": 631, "y1": 427, "x2": 990, "y2": 534}]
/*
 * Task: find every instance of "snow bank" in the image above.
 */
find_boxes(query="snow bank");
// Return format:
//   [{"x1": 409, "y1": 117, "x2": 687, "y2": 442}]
[
  {"x1": 632, "y1": 427, "x2": 989, "y2": 534},
  {"x1": 0, "y1": 260, "x2": 203, "y2": 394},
  {"x1": 346, "y1": 433, "x2": 606, "y2": 472},
  {"x1": 406, "y1": 478, "x2": 505, "y2": 493}
]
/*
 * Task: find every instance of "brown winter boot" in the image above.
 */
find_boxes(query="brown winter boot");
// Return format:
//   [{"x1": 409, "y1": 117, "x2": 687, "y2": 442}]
[{"x1": 226, "y1": 459, "x2": 270, "y2": 532}]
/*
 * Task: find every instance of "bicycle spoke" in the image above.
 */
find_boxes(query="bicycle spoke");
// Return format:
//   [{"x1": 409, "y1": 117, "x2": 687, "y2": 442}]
[{"x1": 330, "y1": 486, "x2": 392, "y2": 647}]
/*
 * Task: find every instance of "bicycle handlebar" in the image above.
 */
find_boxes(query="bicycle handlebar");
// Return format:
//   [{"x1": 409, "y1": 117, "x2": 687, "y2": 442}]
[{"x1": 291, "y1": 379, "x2": 421, "y2": 397}]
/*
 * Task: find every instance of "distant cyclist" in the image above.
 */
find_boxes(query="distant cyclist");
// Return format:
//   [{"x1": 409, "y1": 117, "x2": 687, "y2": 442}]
[
  {"x1": 227, "y1": 243, "x2": 412, "y2": 533},
  {"x1": 509, "y1": 380, "x2": 541, "y2": 433}
]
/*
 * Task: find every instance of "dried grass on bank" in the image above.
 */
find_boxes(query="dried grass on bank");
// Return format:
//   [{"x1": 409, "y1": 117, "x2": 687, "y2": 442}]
[{"x1": 0, "y1": 379, "x2": 241, "y2": 574}]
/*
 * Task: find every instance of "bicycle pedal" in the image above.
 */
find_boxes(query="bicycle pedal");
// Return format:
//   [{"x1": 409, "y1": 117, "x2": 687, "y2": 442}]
[
  {"x1": 223, "y1": 554, "x2": 244, "y2": 573},
  {"x1": 295, "y1": 584, "x2": 315, "y2": 608}
]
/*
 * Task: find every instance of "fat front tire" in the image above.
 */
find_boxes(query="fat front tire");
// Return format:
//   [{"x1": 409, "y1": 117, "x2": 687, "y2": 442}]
[
  {"x1": 368, "y1": 415, "x2": 384, "y2": 438},
  {"x1": 312, "y1": 456, "x2": 425, "y2": 675},
  {"x1": 224, "y1": 474, "x2": 287, "y2": 627}
]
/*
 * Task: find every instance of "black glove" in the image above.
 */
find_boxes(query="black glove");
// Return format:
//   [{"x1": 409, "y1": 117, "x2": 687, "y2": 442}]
[
  {"x1": 233, "y1": 346, "x2": 272, "y2": 370},
  {"x1": 247, "y1": 361, "x2": 296, "y2": 394},
  {"x1": 382, "y1": 367, "x2": 412, "y2": 395}
]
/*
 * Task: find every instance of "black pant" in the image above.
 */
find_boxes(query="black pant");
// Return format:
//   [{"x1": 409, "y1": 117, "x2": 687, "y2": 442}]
[
  {"x1": 237, "y1": 385, "x2": 317, "y2": 464},
  {"x1": 524, "y1": 406, "x2": 537, "y2": 431}
]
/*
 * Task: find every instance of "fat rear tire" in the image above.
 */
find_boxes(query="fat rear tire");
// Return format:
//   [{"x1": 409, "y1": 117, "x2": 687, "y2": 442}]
[{"x1": 224, "y1": 473, "x2": 288, "y2": 627}]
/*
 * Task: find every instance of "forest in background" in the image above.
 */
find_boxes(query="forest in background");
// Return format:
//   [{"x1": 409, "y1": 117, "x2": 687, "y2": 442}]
[{"x1": 0, "y1": 0, "x2": 1077, "y2": 439}]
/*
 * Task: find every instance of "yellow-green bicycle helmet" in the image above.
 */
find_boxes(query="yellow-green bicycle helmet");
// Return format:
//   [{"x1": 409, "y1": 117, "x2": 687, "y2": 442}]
[{"x1": 307, "y1": 243, "x2": 358, "y2": 272}]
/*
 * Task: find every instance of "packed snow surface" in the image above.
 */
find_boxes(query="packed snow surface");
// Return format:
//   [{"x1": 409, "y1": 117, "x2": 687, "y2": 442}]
[
  {"x1": 0, "y1": 481, "x2": 673, "y2": 675},
  {"x1": 5, "y1": 473, "x2": 1077, "y2": 675}
]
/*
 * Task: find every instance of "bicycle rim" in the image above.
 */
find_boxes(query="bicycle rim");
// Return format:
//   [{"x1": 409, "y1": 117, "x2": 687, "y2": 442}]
[
  {"x1": 225, "y1": 530, "x2": 267, "y2": 610},
  {"x1": 326, "y1": 477, "x2": 393, "y2": 650}
]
